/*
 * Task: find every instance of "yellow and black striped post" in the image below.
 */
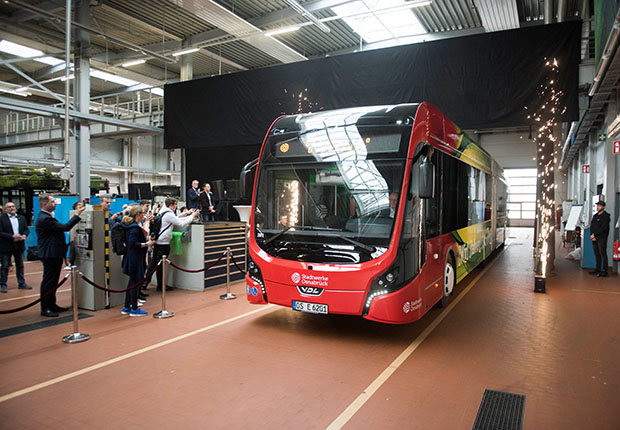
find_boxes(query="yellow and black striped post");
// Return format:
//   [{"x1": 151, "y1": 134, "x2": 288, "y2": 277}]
[{"x1": 104, "y1": 210, "x2": 110, "y2": 308}]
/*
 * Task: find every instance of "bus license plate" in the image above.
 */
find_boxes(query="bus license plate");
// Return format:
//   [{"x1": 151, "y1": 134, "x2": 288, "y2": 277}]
[{"x1": 292, "y1": 301, "x2": 328, "y2": 314}]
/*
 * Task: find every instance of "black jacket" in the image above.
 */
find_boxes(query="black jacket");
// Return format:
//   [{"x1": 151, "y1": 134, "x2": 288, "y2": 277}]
[
  {"x1": 199, "y1": 191, "x2": 215, "y2": 212},
  {"x1": 590, "y1": 210, "x2": 610, "y2": 239},
  {"x1": 35, "y1": 211, "x2": 81, "y2": 259},
  {"x1": 121, "y1": 223, "x2": 147, "y2": 276},
  {"x1": 0, "y1": 213, "x2": 29, "y2": 253}
]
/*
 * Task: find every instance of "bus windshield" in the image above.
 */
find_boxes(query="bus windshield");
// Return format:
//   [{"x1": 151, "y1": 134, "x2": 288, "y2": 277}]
[{"x1": 254, "y1": 107, "x2": 413, "y2": 264}]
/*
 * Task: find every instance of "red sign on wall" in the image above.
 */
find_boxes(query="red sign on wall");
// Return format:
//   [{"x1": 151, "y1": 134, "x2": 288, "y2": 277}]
[
  {"x1": 582, "y1": 165, "x2": 590, "y2": 173},
  {"x1": 614, "y1": 141, "x2": 620, "y2": 154}
]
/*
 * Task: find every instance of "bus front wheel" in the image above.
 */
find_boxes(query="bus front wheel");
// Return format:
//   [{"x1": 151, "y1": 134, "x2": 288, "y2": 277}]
[{"x1": 439, "y1": 258, "x2": 455, "y2": 308}]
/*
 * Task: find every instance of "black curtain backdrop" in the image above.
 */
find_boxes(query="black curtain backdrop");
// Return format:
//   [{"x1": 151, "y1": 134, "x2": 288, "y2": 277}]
[{"x1": 169, "y1": 21, "x2": 581, "y2": 186}]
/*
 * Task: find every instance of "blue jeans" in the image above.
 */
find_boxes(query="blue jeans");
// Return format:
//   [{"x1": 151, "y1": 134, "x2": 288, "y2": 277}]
[{"x1": 1, "y1": 249, "x2": 25, "y2": 288}]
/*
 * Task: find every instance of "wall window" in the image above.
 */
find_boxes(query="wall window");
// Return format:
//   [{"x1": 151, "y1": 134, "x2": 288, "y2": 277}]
[{"x1": 505, "y1": 168, "x2": 537, "y2": 220}]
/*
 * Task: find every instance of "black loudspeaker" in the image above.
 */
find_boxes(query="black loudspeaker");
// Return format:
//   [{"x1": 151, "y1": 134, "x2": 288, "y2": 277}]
[
  {"x1": 128, "y1": 183, "x2": 153, "y2": 200},
  {"x1": 226, "y1": 179, "x2": 240, "y2": 201},
  {"x1": 212, "y1": 180, "x2": 225, "y2": 201}
]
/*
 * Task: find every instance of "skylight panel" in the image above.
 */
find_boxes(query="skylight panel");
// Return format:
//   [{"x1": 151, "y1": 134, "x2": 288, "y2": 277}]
[{"x1": 332, "y1": 0, "x2": 427, "y2": 45}]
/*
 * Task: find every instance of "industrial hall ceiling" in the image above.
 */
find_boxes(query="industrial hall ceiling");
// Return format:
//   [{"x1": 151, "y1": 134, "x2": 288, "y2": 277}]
[{"x1": 0, "y1": 0, "x2": 585, "y2": 105}]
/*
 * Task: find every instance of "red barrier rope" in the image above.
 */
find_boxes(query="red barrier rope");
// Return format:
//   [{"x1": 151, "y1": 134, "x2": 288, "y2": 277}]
[
  {"x1": 167, "y1": 251, "x2": 226, "y2": 273},
  {"x1": 0, "y1": 273, "x2": 71, "y2": 314},
  {"x1": 228, "y1": 253, "x2": 247, "y2": 275},
  {"x1": 79, "y1": 260, "x2": 162, "y2": 293}
]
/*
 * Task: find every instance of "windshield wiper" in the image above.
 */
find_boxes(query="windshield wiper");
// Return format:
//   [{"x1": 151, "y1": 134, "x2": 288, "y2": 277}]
[
  {"x1": 263, "y1": 226, "x2": 293, "y2": 246},
  {"x1": 262, "y1": 225, "x2": 375, "y2": 255},
  {"x1": 324, "y1": 233, "x2": 376, "y2": 255}
]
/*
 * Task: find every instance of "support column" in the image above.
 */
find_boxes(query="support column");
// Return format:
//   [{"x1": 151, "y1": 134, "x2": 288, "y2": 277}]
[
  {"x1": 70, "y1": 0, "x2": 91, "y2": 200},
  {"x1": 179, "y1": 44, "x2": 193, "y2": 194},
  {"x1": 180, "y1": 51, "x2": 193, "y2": 81}
]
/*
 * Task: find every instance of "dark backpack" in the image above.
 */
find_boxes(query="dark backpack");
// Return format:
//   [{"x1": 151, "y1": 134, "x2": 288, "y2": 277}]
[
  {"x1": 150, "y1": 213, "x2": 163, "y2": 239},
  {"x1": 111, "y1": 223, "x2": 127, "y2": 255},
  {"x1": 149, "y1": 212, "x2": 172, "y2": 240}
]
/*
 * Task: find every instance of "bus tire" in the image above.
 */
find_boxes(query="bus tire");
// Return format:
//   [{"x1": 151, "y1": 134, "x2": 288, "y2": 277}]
[{"x1": 439, "y1": 256, "x2": 455, "y2": 308}]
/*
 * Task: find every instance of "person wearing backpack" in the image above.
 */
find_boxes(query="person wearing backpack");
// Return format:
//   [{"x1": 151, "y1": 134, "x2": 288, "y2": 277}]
[
  {"x1": 146, "y1": 197, "x2": 200, "y2": 291},
  {"x1": 120, "y1": 205, "x2": 155, "y2": 316}
]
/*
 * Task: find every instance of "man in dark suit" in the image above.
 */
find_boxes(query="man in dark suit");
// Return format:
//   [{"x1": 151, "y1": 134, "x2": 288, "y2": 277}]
[
  {"x1": 199, "y1": 183, "x2": 216, "y2": 222},
  {"x1": 36, "y1": 194, "x2": 84, "y2": 317},
  {"x1": 187, "y1": 179, "x2": 200, "y2": 210},
  {"x1": 0, "y1": 202, "x2": 30, "y2": 293}
]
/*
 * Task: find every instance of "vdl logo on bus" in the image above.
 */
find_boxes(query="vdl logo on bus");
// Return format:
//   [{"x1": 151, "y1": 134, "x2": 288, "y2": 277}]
[{"x1": 297, "y1": 286, "x2": 324, "y2": 296}]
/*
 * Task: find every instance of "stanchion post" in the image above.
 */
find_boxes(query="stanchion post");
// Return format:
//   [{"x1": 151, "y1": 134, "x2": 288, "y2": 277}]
[
  {"x1": 220, "y1": 247, "x2": 237, "y2": 300},
  {"x1": 154, "y1": 255, "x2": 174, "y2": 319},
  {"x1": 62, "y1": 266, "x2": 90, "y2": 344}
]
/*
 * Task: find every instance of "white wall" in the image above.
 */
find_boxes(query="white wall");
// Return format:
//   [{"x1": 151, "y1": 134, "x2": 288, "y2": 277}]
[{"x1": 477, "y1": 131, "x2": 536, "y2": 169}]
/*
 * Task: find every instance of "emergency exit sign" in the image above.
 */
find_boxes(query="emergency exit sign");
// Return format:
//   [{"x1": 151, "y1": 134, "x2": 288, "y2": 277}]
[
  {"x1": 614, "y1": 141, "x2": 620, "y2": 154},
  {"x1": 582, "y1": 165, "x2": 590, "y2": 173}
]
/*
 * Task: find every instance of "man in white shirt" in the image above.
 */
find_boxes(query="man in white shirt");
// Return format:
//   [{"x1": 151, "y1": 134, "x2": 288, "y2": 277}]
[
  {"x1": 0, "y1": 202, "x2": 30, "y2": 292},
  {"x1": 149, "y1": 197, "x2": 200, "y2": 291}
]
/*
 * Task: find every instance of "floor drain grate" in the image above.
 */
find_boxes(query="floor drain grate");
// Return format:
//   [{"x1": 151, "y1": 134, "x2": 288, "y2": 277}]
[{"x1": 472, "y1": 389, "x2": 525, "y2": 430}]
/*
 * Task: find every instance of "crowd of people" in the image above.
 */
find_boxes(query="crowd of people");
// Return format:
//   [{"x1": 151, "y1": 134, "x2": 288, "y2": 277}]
[{"x1": 0, "y1": 193, "x2": 202, "y2": 318}]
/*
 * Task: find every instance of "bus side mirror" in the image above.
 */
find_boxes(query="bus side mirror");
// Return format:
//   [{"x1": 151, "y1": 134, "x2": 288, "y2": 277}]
[
  {"x1": 419, "y1": 158, "x2": 434, "y2": 199},
  {"x1": 239, "y1": 157, "x2": 259, "y2": 202}
]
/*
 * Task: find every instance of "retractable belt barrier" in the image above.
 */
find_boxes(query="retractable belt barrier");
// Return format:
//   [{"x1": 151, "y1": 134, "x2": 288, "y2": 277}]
[
  {"x1": 1, "y1": 249, "x2": 245, "y2": 343},
  {"x1": 167, "y1": 250, "x2": 227, "y2": 273},
  {"x1": 228, "y1": 252, "x2": 247, "y2": 275},
  {"x1": 0, "y1": 272, "x2": 70, "y2": 314},
  {"x1": 79, "y1": 260, "x2": 163, "y2": 294}
]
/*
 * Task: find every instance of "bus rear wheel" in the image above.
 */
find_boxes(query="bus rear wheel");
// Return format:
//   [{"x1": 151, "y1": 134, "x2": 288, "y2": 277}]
[{"x1": 439, "y1": 258, "x2": 455, "y2": 308}]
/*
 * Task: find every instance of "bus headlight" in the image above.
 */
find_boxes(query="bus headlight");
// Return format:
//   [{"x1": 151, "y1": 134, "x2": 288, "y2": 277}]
[
  {"x1": 247, "y1": 256, "x2": 267, "y2": 301},
  {"x1": 362, "y1": 267, "x2": 404, "y2": 315}
]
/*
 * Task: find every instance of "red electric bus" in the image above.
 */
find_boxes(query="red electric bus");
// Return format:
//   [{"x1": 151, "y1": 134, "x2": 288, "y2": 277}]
[{"x1": 245, "y1": 102, "x2": 507, "y2": 324}]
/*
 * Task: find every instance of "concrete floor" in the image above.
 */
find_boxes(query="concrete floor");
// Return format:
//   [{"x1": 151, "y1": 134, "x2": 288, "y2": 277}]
[{"x1": 0, "y1": 227, "x2": 618, "y2": 429}]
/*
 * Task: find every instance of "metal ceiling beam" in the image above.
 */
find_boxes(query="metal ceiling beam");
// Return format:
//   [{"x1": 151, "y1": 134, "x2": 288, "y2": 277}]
[
  {"x1": 0, "y1": 96, "x2": 163, "y2": 134},
  {"x1": 317, "y1": 27, "x2": 484, "y2": 57},
  {"x1": 5, "y1": 63, "x2": 67, "y2": 105},
  {"x1": 473, "y1": 0, "x2": 519, "y2": 32},
  {"x1": 8, "y1": 0, "x2": 177, "y2": 64},
  {"x1": 90, "y1": 0, "x2": 356, "y2": 67},
  {"x1": 165, "y1": 0, "x2": 306, "y2": 63},
  {"x1": 10, "y1": 0, "x2": 64, "y2": 23},
  {"x1": 281, "y1": 0, "x2": 331, "y2": 33},
  {"x1": 97, "y1": 4, "x2": 183, "y2": 43}
]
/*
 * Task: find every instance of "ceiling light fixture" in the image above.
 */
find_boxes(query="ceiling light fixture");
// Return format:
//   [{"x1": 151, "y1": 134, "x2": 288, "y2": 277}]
[
  {"x1": 122, "y1": 58, "x2": 147, "y2": 67},
  {"x1": 265, "y1": 26, "x2": 301, "y2": 37},
  {"x1": 172, "y1": 47, "x2": 200, "y2": 57},
  {"x1": 0, "y1": 40, "x2": 64, "y2": 66},
  {"x1": 0, "y1": 87, "x2": 31, "y2": 97}
]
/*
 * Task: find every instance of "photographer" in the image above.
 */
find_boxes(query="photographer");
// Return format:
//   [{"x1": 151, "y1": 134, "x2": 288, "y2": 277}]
[{"x1": 146, "y1": 198, "x2": 200, "y2": 291}]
